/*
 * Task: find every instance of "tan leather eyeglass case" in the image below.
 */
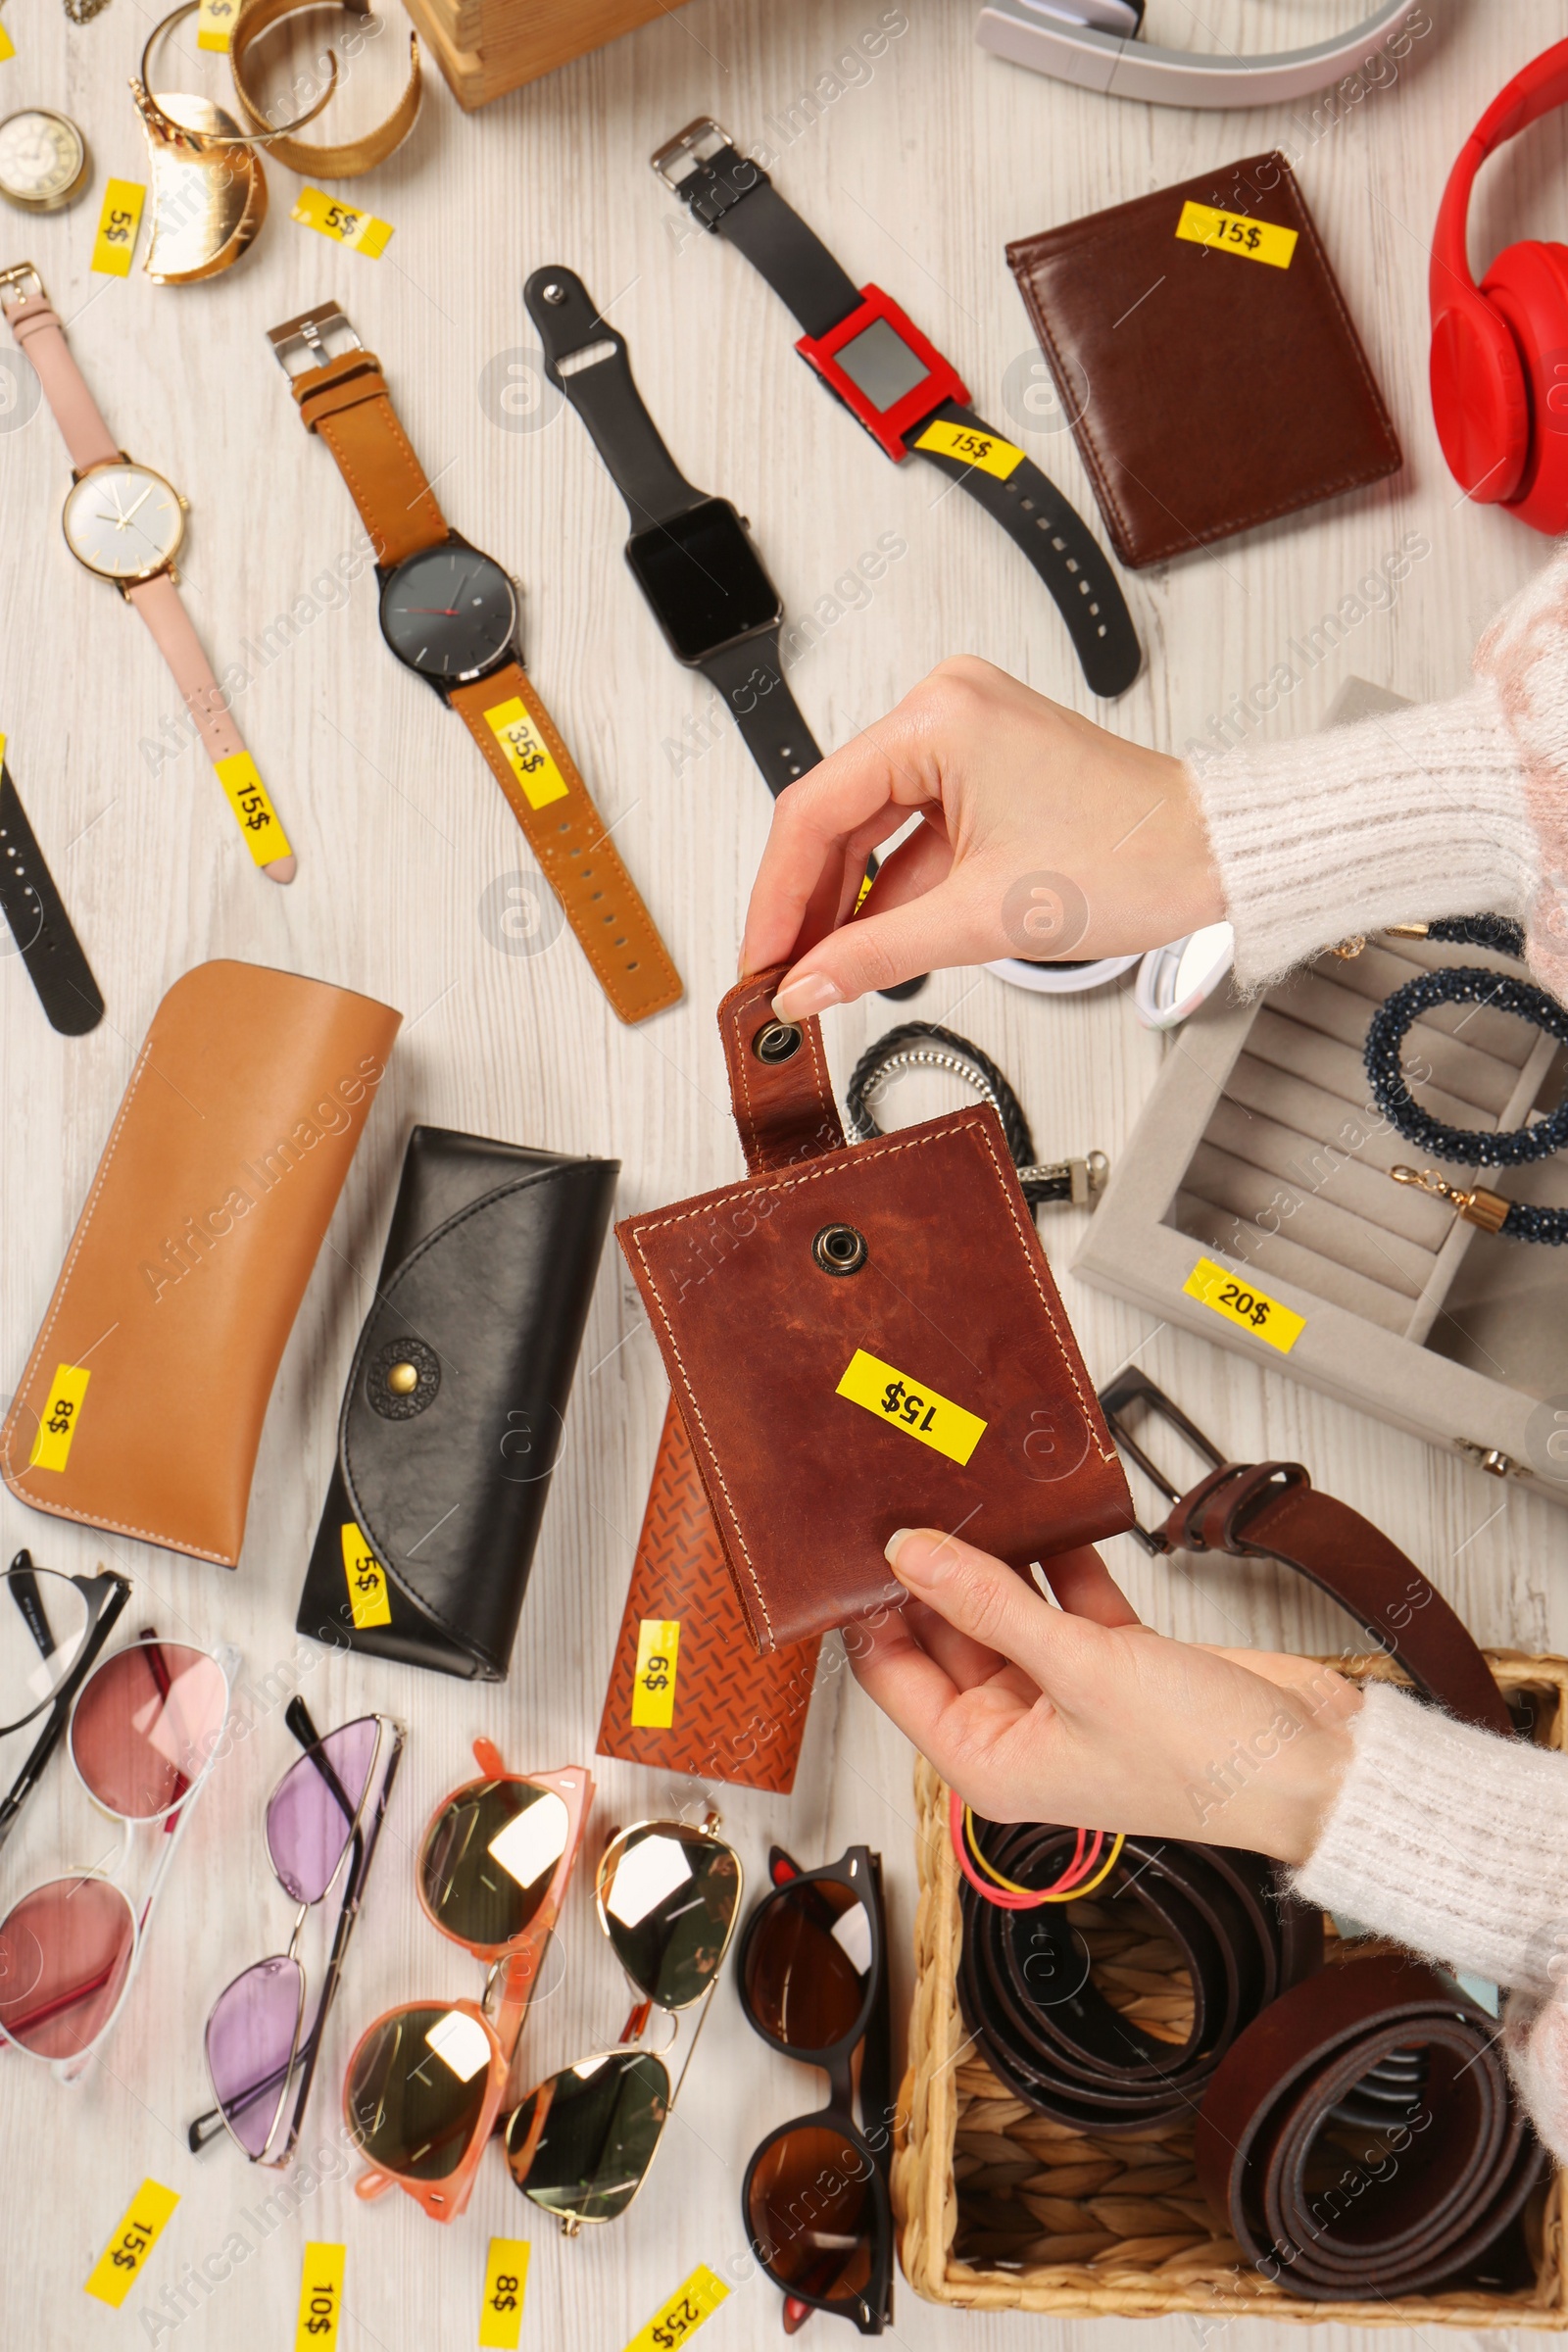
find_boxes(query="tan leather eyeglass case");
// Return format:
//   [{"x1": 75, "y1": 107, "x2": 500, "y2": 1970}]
[{"x1": 1, "y1": 961, "x2": 402, "y2": 1565}]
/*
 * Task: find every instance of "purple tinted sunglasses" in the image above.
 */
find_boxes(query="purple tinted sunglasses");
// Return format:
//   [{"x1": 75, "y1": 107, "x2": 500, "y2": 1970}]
[{"x1": 187, "y1": 1699, "x2": 403, "y2": 2166}]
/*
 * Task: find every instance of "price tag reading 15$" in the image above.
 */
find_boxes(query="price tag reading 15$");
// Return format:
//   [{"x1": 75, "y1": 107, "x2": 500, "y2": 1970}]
[
  {"x1": 836, "y1": 1348, "x2": 988, "y2": 1467},
  {"x1": 84, "y1": 2180, "x2": 179, "y2": 2307}
]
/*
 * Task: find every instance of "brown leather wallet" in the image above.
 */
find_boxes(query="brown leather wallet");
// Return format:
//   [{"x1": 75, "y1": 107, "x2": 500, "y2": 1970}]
[
  {"x1": 1005, "y1": 153, "x2": 1401, "y2": 567},
  {"x1": 0, "y1": 961, "x2": 401, "y2": 1565},
  {"x1": 616, "y1": 971, "x2": 1134, "y2": 1651},
  {"x1": 597, "y1": 1399, "x2": 822, "y2": 1791}
]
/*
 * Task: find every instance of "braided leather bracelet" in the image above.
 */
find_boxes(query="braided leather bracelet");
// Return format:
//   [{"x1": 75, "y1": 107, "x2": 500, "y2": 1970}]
[{"x1": 845, "y1": 1022, "x2": 1106, "y2": 1208}]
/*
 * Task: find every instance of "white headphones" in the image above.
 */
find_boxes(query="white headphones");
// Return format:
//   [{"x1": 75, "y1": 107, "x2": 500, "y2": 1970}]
[{"x1": 976, "y1": 0, "x2": 1423, "y2": 110}]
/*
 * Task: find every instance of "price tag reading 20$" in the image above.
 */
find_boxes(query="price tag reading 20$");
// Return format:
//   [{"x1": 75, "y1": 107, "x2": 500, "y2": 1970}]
[
  {"x1": 1183, "y1": 1256, "x2": 1305, "y2": 1354},
  {"x1": 836, "y1": 1348, "x2": 987, "y2": 1467}
]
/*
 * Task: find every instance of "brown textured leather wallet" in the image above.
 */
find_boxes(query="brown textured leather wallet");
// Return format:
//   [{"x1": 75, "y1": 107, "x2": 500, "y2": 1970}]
[
  {"x1": 1005, "y1": 152, "x2": 1401, "y2": 568},
  {"x1": 616, "y1": 971, "x2": 1133, "y2": 1652},
  {"x1": 0, "y1": 961, "x2": 401, "y2": 1565},
  {"x1": 597, "y1": 1399, "x2": 822, "y2": 1791}
]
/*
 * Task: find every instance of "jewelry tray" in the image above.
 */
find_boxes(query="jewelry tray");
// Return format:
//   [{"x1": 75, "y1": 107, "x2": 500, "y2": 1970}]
[{"x1": 1073, "y1": 930, "x2": 1568, "y2": 1502}]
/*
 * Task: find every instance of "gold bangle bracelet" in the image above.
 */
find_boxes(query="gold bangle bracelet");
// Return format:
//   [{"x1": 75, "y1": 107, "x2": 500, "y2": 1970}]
[{"x1": 230, "y1": 0, "x2": 419, "y2": 180}]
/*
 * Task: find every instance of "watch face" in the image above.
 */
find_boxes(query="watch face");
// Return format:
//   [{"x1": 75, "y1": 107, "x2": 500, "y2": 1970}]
[
  {"x1": 378, "y1": 543, "x2": 517, "y2": 683},
  {"x1": 61, "y1": 463, "x2": 184, "y2": 583},
  {"x1": 833, "y1": 318, "x2": 932, "y2": 413},
  {"x1": 0, "y1": 111, "x2": 87, "y2": 212},
  {"x1": 625, "y1": 498, "x2": 781, "y2": 664}
]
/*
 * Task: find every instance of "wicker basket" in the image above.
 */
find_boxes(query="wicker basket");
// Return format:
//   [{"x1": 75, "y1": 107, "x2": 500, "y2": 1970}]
[{"x1": 892, "y1": 1651, "x2": 1568, "y2": 2327}]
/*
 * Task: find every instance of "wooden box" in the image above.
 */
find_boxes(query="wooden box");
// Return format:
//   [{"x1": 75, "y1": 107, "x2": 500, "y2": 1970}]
[
  {"x1": 403, "y1": 0, "x2": 685, "y2": 108},
  {"x1": 892, "y1": 1652, "x2": 1568, "y2": 2324}
]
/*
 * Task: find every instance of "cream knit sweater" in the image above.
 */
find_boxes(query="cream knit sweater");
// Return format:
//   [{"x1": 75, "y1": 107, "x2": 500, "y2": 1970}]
[{"x1": 1186, "y1": 547, "x2": 1568, "y2": 2158}]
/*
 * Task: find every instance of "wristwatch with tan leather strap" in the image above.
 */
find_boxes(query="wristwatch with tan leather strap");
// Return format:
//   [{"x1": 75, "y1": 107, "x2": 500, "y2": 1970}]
[
  {"x1": 266, "y1": 301, "x2": 682, "y2": 1027},
  {"x1": 1, "y1": 261, "x2": 295, "y2": 884}
]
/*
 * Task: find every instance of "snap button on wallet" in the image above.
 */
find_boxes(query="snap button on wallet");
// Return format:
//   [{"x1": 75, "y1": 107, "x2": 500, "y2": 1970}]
[
  {"x1": 1005, "y1": 153, "x2": 1402, "y2": 568},
  {"x1": 296, "y1": 1124, "x2": 619, "y2": 1679},
  {"x1": 616, "y1": 972, "x2": 1134, "y2": 1654},
  {"x1": 0, "y1": 960, "x2": 402, "y2": 1565}
]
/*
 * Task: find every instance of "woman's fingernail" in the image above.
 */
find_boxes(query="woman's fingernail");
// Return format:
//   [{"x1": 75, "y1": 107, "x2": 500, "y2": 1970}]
[
  {"x1": 772, "y1": 972, "x2": 843, "y2": 1021},
  {"x1": 885, "y1": 1528, "x2": 917, "y2": 1569},
  {"x1": 886, "y1": 1528, "x2": 948, "y2": 1584}
]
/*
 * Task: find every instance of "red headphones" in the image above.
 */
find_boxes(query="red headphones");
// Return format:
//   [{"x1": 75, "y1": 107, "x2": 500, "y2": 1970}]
[{"x1": 1431, "y1": 38, "x2": 1568, "y2": 534}]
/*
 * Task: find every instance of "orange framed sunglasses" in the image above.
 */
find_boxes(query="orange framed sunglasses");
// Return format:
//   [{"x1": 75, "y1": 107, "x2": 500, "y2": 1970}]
[{"x1": 342, "y1": 1739, "x2": 592, "y2": 2223}]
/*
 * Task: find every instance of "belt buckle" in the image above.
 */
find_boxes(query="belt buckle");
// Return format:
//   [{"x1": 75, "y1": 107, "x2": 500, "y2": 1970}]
[
  {"x1": 0, "y1": 262, "x2": 45, "y2": 316},
  {"x1": 1097, "y1": 1367, "x2": 1225, "y2": 1552},
  {"x1": 266, "y1": 300, "x2": 363, "y2": 380},
  {"x1": 650, "y1": 117, "x2": 734, "y2": 189}
]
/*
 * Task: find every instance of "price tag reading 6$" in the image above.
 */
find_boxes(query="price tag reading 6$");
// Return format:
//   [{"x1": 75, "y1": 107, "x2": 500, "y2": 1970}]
[
  {"x1": 836, "y1": 1348, "x2": 988, "y2": 1467},
  {"x1": 29, "y1": 1361, "x2": 89, "y2": 1473},
  {"x1": 1183, "y1": 1255, "x2": 1305, "y2": 1354},
  {"x1": 631, "y1": 1617, "x2": 680, "y2": 1729},
  {"x1": 477, "y1": 2238, "x2": 530, "y2": 2349},
  {"x1": 623, "y1": 2264, "x2": 730, "y2": 2352},
  {"x1": 84, "y1": 2179, "x2": 179, "y2": 2307},
  {"x1": 295, "y1": 2242, "x2": 345, "y2": 2350},
  {"x1": 340, "y1": 1520, "x2": 391, "y2": 1630}
]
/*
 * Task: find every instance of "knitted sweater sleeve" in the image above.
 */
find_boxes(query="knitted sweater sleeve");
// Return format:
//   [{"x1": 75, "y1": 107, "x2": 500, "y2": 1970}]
[
  {"x1": 1292, "y1": 1682, "x2": 1568, "y2": 2159},
  {"x1": 1185, "y1": 545, "x2": 1568, "y2": 1000}
]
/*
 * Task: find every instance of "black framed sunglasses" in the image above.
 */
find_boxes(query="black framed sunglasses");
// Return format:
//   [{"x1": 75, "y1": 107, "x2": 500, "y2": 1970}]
[
  {"x1": 738, "y1": 1845, "x2": 893, "y2": 2336},
  {"x1": 0, "y1": 1551, "x2": 130, "y2": 1854}
]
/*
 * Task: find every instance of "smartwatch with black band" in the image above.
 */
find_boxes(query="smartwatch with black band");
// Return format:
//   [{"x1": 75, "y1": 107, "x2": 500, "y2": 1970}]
[
  {"x1": 651, "y1": 119, "x2": 1143, "y2": 701},
  {"x1": 523, "y1": 265, "x2": 821, "y2": 800},
  {"x1": 0, "y1": 747, "x2": 103, "y2": 1036}
]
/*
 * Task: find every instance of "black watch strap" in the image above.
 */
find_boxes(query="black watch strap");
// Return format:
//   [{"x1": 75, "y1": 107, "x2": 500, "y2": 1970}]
[
  {"x1": 0, "y1": 759, "x2": 103, "y2": 1036},
  {"x1": 657, "y1": 128, "x2": 1141, "y2": 698},
  {"x1": 701, "y1": 631, "x2": 821, "y2": 798},
  {"x1": 524, "y1": 267, "x2": 700, "y2": 528}
]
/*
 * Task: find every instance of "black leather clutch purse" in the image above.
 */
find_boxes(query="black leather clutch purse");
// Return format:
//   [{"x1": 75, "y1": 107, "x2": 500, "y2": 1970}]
[{"x1": 296, "y1": 1124, "x2": 618, "y2": 1679}]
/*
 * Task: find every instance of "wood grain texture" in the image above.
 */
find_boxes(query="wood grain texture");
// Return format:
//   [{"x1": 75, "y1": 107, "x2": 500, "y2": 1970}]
[{"x1": 0, "y1": 2, "x2": 1564, "y2": 2346}]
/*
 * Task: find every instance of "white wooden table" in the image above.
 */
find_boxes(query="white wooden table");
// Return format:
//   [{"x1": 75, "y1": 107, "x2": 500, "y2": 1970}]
[{"x1": 1, "y1": 0, "x2": 1564, "y2": 2345}]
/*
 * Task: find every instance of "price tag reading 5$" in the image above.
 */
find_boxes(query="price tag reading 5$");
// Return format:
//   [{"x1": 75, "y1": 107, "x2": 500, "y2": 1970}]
[
  {"x1": 29, "y1": 1361, "x2": 89, "y2": 1473},
  {"x1": 623, "y1": 2265, "x2": 730, "y2": 2352},
  {"x1": 295, "y1": 2242, "x2": 345, "y2": 2350},
  {"x1": 341, "y1": 1520, "x2": 391, "y2": 1630},
  {"x1": 837, "y1": 1348, "x2": 987, "y2": 1467},
  {"x1": 1175, "y1": 200, "x2": 1298, "y2": 270},
  {"x1": 197, "y1": 0, "x2": 235, "y2": 48},
  {"x1": 477, "y1": 2238, "x2": 530, "y2": 2350},
  {"x1": 913, "y1": 417, "x2": 1024, "y2": 480},
  {"x1": 483, "y1": 695, "x2": 569, "y2": 811},
  {"x1": 631, "y1": 1617, "x2": 680, "y2": 1729},
  {"x1": 90, "y1": 179, "x2": 146, "y2": 277},
  {"x1": 1183, "y1": 1255, "x2": 1305, "y2": 1353},
  {"x1": 84, "y1": 2179, "x2": 179, "y2": 2308},
  {"x1": 293, "y1": 186, "x2": 394, "y2": 257}
]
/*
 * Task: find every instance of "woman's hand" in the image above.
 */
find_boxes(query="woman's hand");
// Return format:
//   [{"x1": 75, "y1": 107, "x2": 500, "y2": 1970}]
[
  {"x1": 848, "y1": 1528, "x2": 1362, "y2": 1865},
  {"x1": 740, "y1": 657, "x2": 1225, "y2": 1019}
]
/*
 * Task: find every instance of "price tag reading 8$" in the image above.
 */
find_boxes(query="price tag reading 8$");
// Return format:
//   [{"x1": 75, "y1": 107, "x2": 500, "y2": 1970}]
[
  {"x1": 1183, "y1": 1255, "x2": 1305, "y2": 1354},
  {"x1": 29, "y1": 1361, "x2": 89, "y2": 1473},
  {"x1": 477, "y1": 2238, "x2": 530, "y2": 2349},
  {"x1": 623, "y1": 2265, "x2": 730, "y2": 2352}
]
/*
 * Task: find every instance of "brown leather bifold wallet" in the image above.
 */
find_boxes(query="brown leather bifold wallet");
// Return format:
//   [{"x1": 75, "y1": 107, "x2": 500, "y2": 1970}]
[
  {"x1": 1, "y1": 960, "x2": 401, "y2": 1565},
  {"x1": 616, "y1": 972, "x2": 1133, "y2": 1652}
]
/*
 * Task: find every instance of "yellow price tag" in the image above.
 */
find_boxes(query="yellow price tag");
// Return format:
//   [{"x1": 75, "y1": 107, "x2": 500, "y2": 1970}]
[
  {"x1": 0, "y1": 21, "x2": 15, "y2": 61},
  {"x1": 292, "y1": 186, "x2": 394, "y2": 258},
  {"x1": 1183, "y1": 1255, "x2": 1305, "y2": 1353},
  {"x1": 91, "y1": 179, "x2": 146, "y2": 277},
  {"x1": 623, "y1": 2266, "x2": 730, "y2": 2352},
  {"x1": 1175, "y1": 200, "x2": 1298, "y2": 271},
  {"x1": 340, "y1": 1521, "x2": 391, "y2": 1630},
  {"x1": 84, "y1": 2180, "x2": 179, "y2": 2308},
  {"x1": 29, "y1": 1361, "x2": 89, "y2": 1473},
  {"x1": 477, "y1": 2239, "x2": 530, "y2": 2349},
  {"x1": 913, "y1": 417, "x2": 1025, "y2": 480},
  {"x1": 836, "y1": 1348, "x2": 987, "y2": 1467},
  {"x1": 294, "y1": 2242, "x2": 345, "y2": 2351},
  {"x1": 196, "y1": 0, "x2": 235, "y2": 47},
  {"x1": 214, "y1": 751, "x2": 291, "y2": 865},
  {"x1": 483, "y1": 695, "x2": 569, "y2": 811},
  {"x1": 631, "y1": 1617, "x2": 680, "y2": 1730}
]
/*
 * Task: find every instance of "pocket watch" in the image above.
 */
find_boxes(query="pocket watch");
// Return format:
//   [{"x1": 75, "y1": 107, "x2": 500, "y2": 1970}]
[{"x1": 0, "y1": 111, "x2": 90, "y2": 214}]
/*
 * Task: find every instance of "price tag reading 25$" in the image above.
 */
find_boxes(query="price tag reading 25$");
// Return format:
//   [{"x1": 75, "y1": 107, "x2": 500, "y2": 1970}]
[
  {"x1": 836, "y1": 1348, "x2": 987, "y2": 1467},
  {"x1": 623, "y1": 2265, "x2": 729, "y2": 2352}
]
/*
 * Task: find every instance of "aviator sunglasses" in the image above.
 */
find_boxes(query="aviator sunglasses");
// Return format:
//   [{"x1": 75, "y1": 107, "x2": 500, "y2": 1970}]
[{"x1": 187, "y1": 1701, "x2": 404, "y2": 2166}]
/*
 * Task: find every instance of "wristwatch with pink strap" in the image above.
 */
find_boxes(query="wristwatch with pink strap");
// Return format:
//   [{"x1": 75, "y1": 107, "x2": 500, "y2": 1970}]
[{"x1": 0, "y1": 263, "x2": 295, "y2": 884}]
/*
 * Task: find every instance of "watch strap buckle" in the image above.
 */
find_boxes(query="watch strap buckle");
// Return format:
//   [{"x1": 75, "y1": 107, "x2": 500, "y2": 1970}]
[
  {"x1": 651, "y1": 116, "x2": 736, "y2": 188},
  {"x1": 0, "y1": 262, "x2": 45, "y2": 316},
  {"x1": 267, "y1": 300, "x2": 363, "y2": 380},
  {"x1": 651, "y1": 118, "x2": 766, "y2": 223}
]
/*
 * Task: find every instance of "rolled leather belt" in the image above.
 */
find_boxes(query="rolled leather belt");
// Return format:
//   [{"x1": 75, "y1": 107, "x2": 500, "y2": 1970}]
[
  {"x1": 956, "y1": 1825, "x2": 1323, "y2": 2132},
  {"x1": 1197, "y1": 1950, "x2": 1544, "y2": 2299}
]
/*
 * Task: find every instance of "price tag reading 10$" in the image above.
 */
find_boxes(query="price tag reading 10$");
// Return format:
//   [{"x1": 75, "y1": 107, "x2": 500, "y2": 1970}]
[{"x1": 294, "y1": 2242, "x2": 345, "y2": 2350}]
